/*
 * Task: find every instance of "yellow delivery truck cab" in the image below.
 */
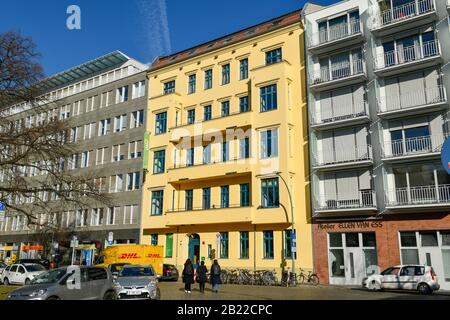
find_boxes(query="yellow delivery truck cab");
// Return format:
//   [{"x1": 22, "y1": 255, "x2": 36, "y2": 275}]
[{"x1": 95, "y1": 244, "x2": 164, "y2": 275}]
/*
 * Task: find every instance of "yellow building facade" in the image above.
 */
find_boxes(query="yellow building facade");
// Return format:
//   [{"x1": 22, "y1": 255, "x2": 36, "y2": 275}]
[{"x1": 141, "y1": 11, "x2": 313, "y2": 274}]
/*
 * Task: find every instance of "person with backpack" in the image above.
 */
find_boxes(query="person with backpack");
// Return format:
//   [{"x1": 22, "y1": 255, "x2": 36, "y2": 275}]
[
  {"x1": 196, "y1": 260, "x2": 208, "y2": 293},
  {"x1": 182, "y1": 259, "x2": 195, "y2": 293},
  {"x1": 210, "y1": 259, "x2": 222, "y2": 293}
]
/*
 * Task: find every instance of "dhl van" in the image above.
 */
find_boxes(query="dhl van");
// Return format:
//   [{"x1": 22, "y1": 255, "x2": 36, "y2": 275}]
[{"x1": 95, "y1": 244, "x2": 164, "y2": 275}]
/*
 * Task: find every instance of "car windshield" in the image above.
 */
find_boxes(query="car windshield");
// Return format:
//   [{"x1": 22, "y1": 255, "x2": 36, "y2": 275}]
[
  {"x1": 0, "y1": 262, "x2": 5, "y2": 268},
  {"x1": 25, "y1": 264, "x2": 46, "y2": 272},
  {"x1": 110, "y1": 264, "x2": 127, "y2": 273},
  {"x1": 30, "y1": 269, "x2": 67, "y2": 284},
  {"x1": 381, "y1": 267, "x2": 400, "y2": 276},
  {"x1": 118, "y1": 266, "x2": 154, "y2": 277}
]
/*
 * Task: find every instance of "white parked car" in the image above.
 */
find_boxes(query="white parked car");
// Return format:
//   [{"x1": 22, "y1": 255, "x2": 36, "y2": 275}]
[
  {"x1": 362, "y1": 265, "x2": 440, "y2": 294},
  {"x1": 1, "y1": 263, "x2": 47, "y2": 286}
]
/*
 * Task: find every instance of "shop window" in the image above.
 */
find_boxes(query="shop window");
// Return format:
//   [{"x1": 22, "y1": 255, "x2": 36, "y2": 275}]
[
  {"x1": 442, "y1": 249, "x2": 450, "y2": 281},
  {"x1": 329, "y1": 249, "x2": 345, "y2": 277},
  {"x1": 345, "y1": 233, "x2": 359, "y2": 247},
  {"x1": 329, "y1": 233, "x2": 342, "y2": 247},
  {"x1": 442, "y1": 231, "x2": 450, "y2": 246},
  {"x1": 401, "y1": 249, "x2": 420, "y2": 265},
  {"x1": 400, "y1": 231, "x2": 417, "y2": 247},
  {"x1": 362, "y1": 233, "x2": 376, "y2": 247},
  {"x1": 420, "y1": 231, "x2": 438, "y2": 247}
]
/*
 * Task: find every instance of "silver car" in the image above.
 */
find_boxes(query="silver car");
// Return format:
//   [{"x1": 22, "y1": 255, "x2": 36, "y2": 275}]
[
  {"x1": 6, "y1": 266, "x2": 116, "y2": 300},
  {"x1": 114, "y1": 265, "x2": 161, "y2": 300}
]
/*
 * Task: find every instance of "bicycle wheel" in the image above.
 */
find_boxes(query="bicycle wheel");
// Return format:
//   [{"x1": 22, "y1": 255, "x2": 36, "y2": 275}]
[
  {"x1": 297, "y1": 274, "x2": 306, "y2": 284},
  {"x1": 309, "y1": 274, "x2": 319, "y2": 286}
]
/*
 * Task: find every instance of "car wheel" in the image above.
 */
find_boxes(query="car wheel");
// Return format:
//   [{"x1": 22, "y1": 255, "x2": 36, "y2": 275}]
[
  {"x1": 418, "y1": 283, "x2": 431, "y2": 295},
  {"x1": 3, "y1": 278, "x2": 9, "y2": 286},
  {"x1": 25, "y1": 278, "x2": 31, "y2": 285},
  {"x1": 103, "y1": 291, "x2": 116, "y2": 300},
  {"x1": 152, "y1": 288, "x2": 161, "y2": 300},
  {"x1": 368, "y1": 280, "x2": 381, "y2": 291},
  {"x1": 46, "y1": 296, "x2": 60, "y2": 300}
]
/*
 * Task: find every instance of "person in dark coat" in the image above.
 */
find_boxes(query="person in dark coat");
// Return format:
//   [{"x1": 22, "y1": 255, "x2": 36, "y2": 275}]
[
  {"x1": 182, "y1": 259, "x2": 195, "y2": 293},
  {"x1": 197, "y1": 261, "x2": 208, "y2": 293},
  {"x1": 210, "y1": 259, "x2": 222, "y2": 293}
]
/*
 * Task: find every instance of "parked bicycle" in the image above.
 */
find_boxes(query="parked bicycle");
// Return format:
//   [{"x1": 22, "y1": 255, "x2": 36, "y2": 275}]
[{"x1": 297, "y1": 269, "x2": 319, "y2": 286}]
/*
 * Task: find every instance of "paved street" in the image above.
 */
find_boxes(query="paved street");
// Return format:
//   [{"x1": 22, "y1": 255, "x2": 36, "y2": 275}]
[{"x1": 157, "y1": 282, "x2": 450, "y2": 300}]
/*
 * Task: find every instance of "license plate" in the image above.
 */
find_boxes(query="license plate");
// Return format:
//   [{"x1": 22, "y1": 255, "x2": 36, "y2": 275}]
[{"x1": 127, "y1": 290, "x2": 141, "y2": 296}]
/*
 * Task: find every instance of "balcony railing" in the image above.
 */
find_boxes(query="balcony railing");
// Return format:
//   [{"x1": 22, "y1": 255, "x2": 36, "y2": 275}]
[
  {"x1": 382, "y1": 134, "x2": 445, "y2": 159},
  {"x1": 315, "y1": 190, "x2": 377, "y2": 211},
  {"x1": 373, "y1": 0, "x2": 435, "y2": 29},
  {"x1": 312, "y1": 102, "x2": 368, "y2": 126},
  {"x1": 374, "y1": 40, "x2": 440, "y2": 71},
  {"x1": 310, "y1": 59, "x2": 365, "y2": 85},
  {"x1": 314, "y1": 144, "x2": 373, "y2": 167},
  {"x1": 308, "y1": 20, "x2": 362, "y2": 48},
  {"x1": 386, "y1": 184, "x2": 450, "y2": 206},
  {"x1": 167, "y1": 204, "x2": 250, "y2": 213},
  {"x1": 168, "y1": 156, "x2": 250, "y2": 170},
  {"x1": 378, "y1": 85, "x2": 447, "y2": 114}
]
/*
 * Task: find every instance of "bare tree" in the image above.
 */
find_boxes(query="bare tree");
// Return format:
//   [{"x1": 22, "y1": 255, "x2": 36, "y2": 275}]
[{"x1": 0, "y1": 31, "x2": 111, "y2": 229}]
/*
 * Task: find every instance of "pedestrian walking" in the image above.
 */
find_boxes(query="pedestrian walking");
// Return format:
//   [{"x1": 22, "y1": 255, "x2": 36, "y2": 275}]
[
  {"x1": 182, "y1": 259, "x2": 195, "y2": 293},
  {"x1": 210, "y1": 259, "x2": 222, "y2": 293},
  {"x1": 196, "y1": 261, "x2": 208, "y2": 293}
]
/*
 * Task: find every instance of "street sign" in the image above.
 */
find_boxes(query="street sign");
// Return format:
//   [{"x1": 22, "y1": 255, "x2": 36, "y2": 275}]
[
  {"x1": 108, "y1": 232, "x2": 114, "y2": 245},
  {"x1": 0, "y1": 202, "x2": 5, "y2": 211},
  {"x1": 441, "y1": 137, "x2": 450, "y2": 174},
  {"x1": 0, "y1": 202, "x2": 5, "y2": 223},
  {"x1": 292, "y1": 231, "x2": 297, "y2": 253},
  {"x1": 70, "y1": 236, "x2": 78, "y2": 248}
]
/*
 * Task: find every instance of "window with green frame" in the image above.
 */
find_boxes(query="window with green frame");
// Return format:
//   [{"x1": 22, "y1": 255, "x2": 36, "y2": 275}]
[
  {"x1": 263, "y1": 230, "x2": 274, "y2": 259},
  {"x1": 165, "y1": 233, "x2": 173, "y2": 258},
  {"x1": 261, "y1": 178, "x2": 279, "y2": 208},
  {"x1": 284, "y1": 229, "x2": 297, "y2": 259},
  {"x1": 151, "y1": 234, "x2": 158, "y2": 246},
  {"x1": 240, "y1": 231, "x2": 249, "y2": 259},
  {"x1": 220, "y1": 232, "x2": 229, "y2": 259}
]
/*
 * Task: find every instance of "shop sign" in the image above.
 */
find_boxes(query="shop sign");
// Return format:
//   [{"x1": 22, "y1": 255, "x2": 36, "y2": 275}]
[
  {"x1": 22, "y1": 245, "x2": 44, "y2": 251},
  {"x1": 0, "y1": 246, "x2": 14, "y2": 251},
  {"x1": 318, "y1": 221, "x2": 383, "y2": 230}
]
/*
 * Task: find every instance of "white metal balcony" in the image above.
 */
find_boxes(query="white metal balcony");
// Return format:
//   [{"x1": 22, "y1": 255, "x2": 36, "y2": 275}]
[
  {"x1": 385, "y1": 184, "x2": 450, "y2": 208},
  {"x1": 381, "y1": 134, "x2": 445, "y2": 161},
  {"x1": 309, "y1": 59, "x2": 366, "y2": 92},
  {"x1": 314, "y1": 190, "x2": 377, "y2": 215},
  {"x1": 373, "y1": 40, "x2": 441, "y2": 76},
  {"x1": 307, "y1": 20, "x2": 364, "y2": 54},
  {"x1": 371, "y1": 0, "x2": 437, "y2": 36},
  {"x1": 313, "y1": 144, "x2": 373, "y2": 170},
  {"x1": 311, "y1": 102, "x2": 370, "y2": 130},
  {"x1": 378, "y1": 85, "x2": 447, "y2": 118}
]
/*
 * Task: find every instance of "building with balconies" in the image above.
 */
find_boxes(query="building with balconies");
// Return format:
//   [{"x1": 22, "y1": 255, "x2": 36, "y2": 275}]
[
  {"x1": 303, "y1": 0, "x2": 450, "y2": 290},
  {"x1": 140, "y1": 10, "x2": 313, "y2": 274}
]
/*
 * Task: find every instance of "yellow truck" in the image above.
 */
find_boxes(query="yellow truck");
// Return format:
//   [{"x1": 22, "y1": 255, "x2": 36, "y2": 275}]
[{"x1": 95, "y1": 244, "x2": 164, "y2": 275}]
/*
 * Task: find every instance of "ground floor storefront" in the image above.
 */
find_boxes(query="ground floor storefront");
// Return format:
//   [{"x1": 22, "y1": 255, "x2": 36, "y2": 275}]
[
  {"x1": 142, "y1": 223, "x2": 313, "y2": 274},
  {"x1": 313, "y1": 214, "x2": 450, "y2": 290}
]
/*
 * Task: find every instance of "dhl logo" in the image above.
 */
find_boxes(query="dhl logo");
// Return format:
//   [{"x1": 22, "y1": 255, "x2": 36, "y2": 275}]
[
  {"x1": 146, "y1": 254, "x2": 162, "y2": 258},
  {"x1": 119, "y1": 253, "x2": 141, "y2": 259}
]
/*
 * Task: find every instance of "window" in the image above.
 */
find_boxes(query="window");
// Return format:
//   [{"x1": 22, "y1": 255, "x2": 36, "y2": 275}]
[
  {"x1": 127, "y1": 172, "x2": 140, "y2": 191},
  {"x1": 222, "y1": 64, "x2": 230, "y2": 85},
  {"x1": 202, "y1": 188, "x2": 211, "y2": 210},
  {"x1": 153, "y1": 150, "x2": 165, "y2": 174},
  {"x1": 221, "y1": 186, "x2": 229, "y2": 208},
  {"x1": 204, "y1": 69, "x2": 213, "y2": 89},
  {"x1": 239, "y1": 137, "x2": 250, "y2": 159},
  {"x1": 222, "y1": 142, "x2": 229, "y2": 162},
  {"x1": 84, "y1": 123, "x2": 96, "y2": 140},
  {"x1": 165, "y1": 234, "x2": 173, "y2": 258},
  {"x1": 260, "y1": 84, "x2": 278, "y2": 112},
  {"x1": 91, "y1": 208, "x2": 104, "y2": 226},
  {"x1": 263, "y1": 231, "x2": 274, "y2": 259},
  {"x1": 221, "y1": 101, "x2": 230, "y2": 117},
  {"x1": 187, "y1": 109, "x2": 196, "y2": 124},
  {"x1": 76, "y1": 209, "x2": 88, "y2": 227},
  {"x1": 110, "y1": 174, "x2": 123, "y2": 193},
  {"x1": 185, "y1": 190, "x2": 194, "y2": 211},
  {"x1": 114, "y1": 114, "x2": 127, "y2": 132},
  {"x1": 203, "y1": 145, "x2": 211, "y2": 164},
  {"x1": 220, "y1": 232, "x2": 229, "y2": 259},
  {"x1": 107, "y1": 207, "x2": 117, "y2": 225},
  {"x1": 261, "y1": 178, "x2": 279, "y2": 208},
  {"x1": 240, "y1": 231, "x2": 249, "y2": 259},
  {"x1": 151, "y1": 234, "x2": 158, "y2": 246},
  {"x1": 240, "y1": 58, "x2": 248, "y2": 80},
  {"x1": 186, "y1": 148, "x2": 194, "y2": 167},
  {"x1": 116, "y1": 86, "x2": 129, "y2": 103},
  {"x1": 204, "y1": 105, "x2": 212, "y2": 121},
  {"x1": 98, "y1": 118, "x2": 111, "y2": 136},
  {"x1": 130, "y1": 110, "x2": 144, "y2": 129},
  {"x1": 188, "y1": 74, "x2": 196, "y2": 94},
  {"x1": 239, "y1": 96, "x2": 249, "y2": 113},
  {"x1": 70, "y1": 127, "x2": 79, "y2": 143},
  {"x1": 129, "y1": 140, "x2": 143, "y2": 159},
  {"x1": 96, "y1": 147, "x2": 108, "y2": 165},
  {"x1": 284, "y1": 230, "x2": 297, "y2": 259},
  {"x1": 123, "y1": 204, "x2": 138, "y2": 224},
  {"x1": 164, "y1": 80, "x2": 175, "y2": 94},
  {"x1": 86, "y1": 96, "x2": 96, "y2": 113},
  {"x1": 132, "y1": 81, "x2": 146, "y2": 99},
  {"x1": 112, "y1": 144, "x2": 125, "y2": 162},
  {"x1": 81, "y1": 151, "x2": 90, "y2": 168},
  {"x1": 240, "y1": 184, "x2": 250, "y2": 207},
  {"x1": 151, "y1": 191, "x2": 164, "y2": 216},
  {"x1": 260, "y1": 128, "x2": 278, "y2": 158},
  {"x1": 266, "y1": 48, "x2": 282, "y2": 65}
]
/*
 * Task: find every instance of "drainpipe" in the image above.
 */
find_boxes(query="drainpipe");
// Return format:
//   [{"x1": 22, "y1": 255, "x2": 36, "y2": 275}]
[{"x1": 253, "y1": 224, "x2": 256, "y2": 272}]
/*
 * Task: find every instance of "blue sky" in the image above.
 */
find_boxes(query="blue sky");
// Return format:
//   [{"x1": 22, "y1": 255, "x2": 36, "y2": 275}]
[{"x1": 0, "y1": 0, "x2": 336, "y2": 76}]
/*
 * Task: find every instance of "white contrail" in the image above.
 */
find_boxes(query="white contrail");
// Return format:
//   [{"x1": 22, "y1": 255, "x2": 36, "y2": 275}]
[{"x1": 136, "y1": 0, "x2": 172, "y2": 62}]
